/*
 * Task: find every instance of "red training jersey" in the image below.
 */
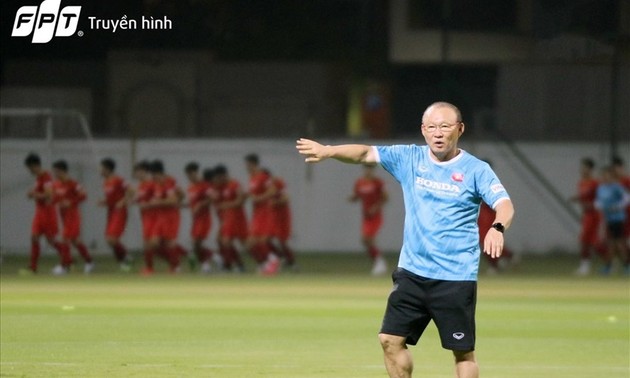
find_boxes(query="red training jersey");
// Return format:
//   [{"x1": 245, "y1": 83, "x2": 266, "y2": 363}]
[
  {"x1": 215, "y1": 179, "x2": 247, "y2": 224},
  {"x1": 271, "y1": 177, "x2": 289, "y2": 211},
  {"x1": 249, "y1": 170, "x2": 273, "y2": 210},
  {"x1": 136, "y1": 180, "x2": 157, "y2": 217},
  {"x1": 103, "y1": 175, "x2": 127, "y2": 209},
  {"x1": 31, "y1": 171, "x2": 55, "y2": 210},
  {"x1": 477, "y1": 202, "x2": 495, "y2": 240},
  {"x1": 153, "y1": 176, "x2": 180, "y2": 217},
  {"x1": 53, "y1": 178, "x2": 87, "y2": 218},
  {"x1": 188, "y1": 180, "x2": 212, "y2": 220},
  {"x1": 354, "y1": 177, "x2": 385, "y2": 219},
  {"x1": 577, "y1": 178, "x2": 599, "y2": 213}
]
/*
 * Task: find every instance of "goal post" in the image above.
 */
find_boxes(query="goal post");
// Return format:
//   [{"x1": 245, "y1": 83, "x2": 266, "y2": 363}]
[{"x1": 0, "y1": 107, "x2": 100, "y2": 167}]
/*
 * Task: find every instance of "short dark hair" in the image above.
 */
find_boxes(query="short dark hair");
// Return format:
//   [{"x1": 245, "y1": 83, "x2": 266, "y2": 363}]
[
  {"x1": 150, "y1": 160, "x2": 165, "y2": 174},
  {"x1": 52, "y1": 160, "x2": 69, "y2": 172},
  {"x1": 581, "y1": 158, "x2": 595, "y2": 169},
  {"x1": 203, "y1": 168, "x2": 215, "y2": 181},
  {"x1": 134, "y1": 160, "x2": 150, "y2": 172},
  {"x1": 245, "y1": 153, "x2": 259, "y2": 165},
  {"x1": 101, "y1": 158, "x2": 116, "y2": 172},
  {"x1": 24, "y1": 153, "x2": 41, "y2": 167},
  {"x1": 213, "y1": 164, "x2": 227, "y2": 176},
  {"x1": 612, "y1": 156, "x2": 624, "y2": 167},
  {"x1": 185, "y1": 162, "x2": 199, "y2": 173}
]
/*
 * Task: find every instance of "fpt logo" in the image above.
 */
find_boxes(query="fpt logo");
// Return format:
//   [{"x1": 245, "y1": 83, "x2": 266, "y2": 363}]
[{"x1": 11, "y1": 0, "x2": 81, "y2": 44}]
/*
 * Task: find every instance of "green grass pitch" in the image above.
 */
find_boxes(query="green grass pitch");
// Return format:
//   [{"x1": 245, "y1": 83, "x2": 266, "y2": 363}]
[{"x1": 1, "y1": 254, "x2": 628, "y2": 377}]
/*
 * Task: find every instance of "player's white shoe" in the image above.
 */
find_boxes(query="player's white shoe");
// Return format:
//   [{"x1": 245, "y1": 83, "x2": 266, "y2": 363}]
[
  {"x1": 575, "y1": 260, "x2": 591, "y2": 276},
  {"x1": 200, "y1": 261, "x2": 212, "y2": 274},
  {"x1": 371, "y1": 257, "x2": 387, "y2": 276},
  {"x1": 83, "y1": 262, "x2": 95, "y2": 275},
  {"x1": 52, "y1": 264, "x2": 68, "y2": 276}
]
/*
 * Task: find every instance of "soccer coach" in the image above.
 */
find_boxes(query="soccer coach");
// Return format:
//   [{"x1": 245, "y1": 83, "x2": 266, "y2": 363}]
[{"x1": 296, "y1": 101, "x2": 514, "y2": 378}]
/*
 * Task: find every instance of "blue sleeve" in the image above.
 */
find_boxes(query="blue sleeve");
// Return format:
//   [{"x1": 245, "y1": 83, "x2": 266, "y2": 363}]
[
  {"x1": 476, "y1": 164, "x2": 510, "y2": 209},
  {"x1": 375, "y1": 145, "x2": 412, "y2": 183}
]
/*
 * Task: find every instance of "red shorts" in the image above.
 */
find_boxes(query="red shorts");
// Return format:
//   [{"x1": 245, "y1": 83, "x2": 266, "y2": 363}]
[
  {"x1": 271, "y1": 208, "x2": 291, "y2": 242},
  {"x1": 32, "y1": 207, "x2": 58, "y2": 238},
  {"x1": 61, "y1": 209, "x2": 81, "y2": 240},
  {"x1": 219, "y1": 212, "x2": 248, "y2": 240},
  {"x1": 580, "y1": 211, "x2": 601, "y2": 245},
  {"x1": 141, "y1": 211, "x2": 158, "y2": 241},
  {"x1": 362, "y1": 215, "x2": 383, "y2": 238},
  {"x1": 250, "y1": 208, "x2": 272, "y2": 238},
  {"x1": 106, "y1": 208, "x2": 127, "y2": 238},
  {"x1": 191, "y1": 215, "x2": 211, "y2": 240},
  {"x1": 151, "y1": 212, "x2": 180, "y2": 241}
]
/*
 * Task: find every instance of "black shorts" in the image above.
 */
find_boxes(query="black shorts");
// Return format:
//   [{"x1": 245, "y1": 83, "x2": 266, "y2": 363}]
[
  {"x1": 380, "y1": 268, "x2": 477, "y2": 351},
  {"x1": 606, "y1": 221, "x2": 625, "y2": 239}
]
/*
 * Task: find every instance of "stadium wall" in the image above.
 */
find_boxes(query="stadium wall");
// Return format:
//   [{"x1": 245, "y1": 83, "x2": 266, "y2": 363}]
[{"x1": 1, "y1": 139, "x2": 628, "y2": 256}]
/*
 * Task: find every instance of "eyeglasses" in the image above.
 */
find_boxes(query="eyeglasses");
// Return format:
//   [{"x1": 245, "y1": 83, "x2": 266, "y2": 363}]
[{"x1": 422, "y1": 122, "x2": 461, "y2": 133}]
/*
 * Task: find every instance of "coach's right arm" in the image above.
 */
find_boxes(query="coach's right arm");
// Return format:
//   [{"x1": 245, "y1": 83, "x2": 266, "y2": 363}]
[{"x1": 296, "y1": 138, "x2": 378, "y2": 165}]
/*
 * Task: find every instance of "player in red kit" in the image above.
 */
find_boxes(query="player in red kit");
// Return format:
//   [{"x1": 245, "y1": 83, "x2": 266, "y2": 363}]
[
  {"x1": 133, "y1": 161, "x2": 159, "y2": 274},
  {"x1": 212, "y1": 165, "x2": 246, "y2": 272},
  {"x1": 571, "y1": 158, "x2": 604, "y2": 276},
  {"x1": 612, "y1": 156, "x2": 630, "y2": 269},
  {"x1": 51, "y1": 160, "x2": 94, "y2": 274},
  {"x1": 98, "y1": 158, "x2": 132, "y2": 271},
  {"x1": 185, "y1": 162, "x2": 213, "y2": 273},
  {"x1": 20, "y1": 153, "x2": 72, "y2": 275},
  {"x1": 267, "y1": 171, "x2": 297, "y2": 270},
  {"x1": 349, "y1": 165, "x2": 388, "y2": 275},
  {"x1": 245, "y1": 154, "x2": 280, "y2": 275},
  {"x1": 144, "y1": 160, "x2": 185, "y2": 274}
]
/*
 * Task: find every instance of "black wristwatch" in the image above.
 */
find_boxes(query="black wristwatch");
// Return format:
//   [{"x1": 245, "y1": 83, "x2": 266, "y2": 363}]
[{"x1": 491, "y1": 223, "x2": 505, "y2": 233}]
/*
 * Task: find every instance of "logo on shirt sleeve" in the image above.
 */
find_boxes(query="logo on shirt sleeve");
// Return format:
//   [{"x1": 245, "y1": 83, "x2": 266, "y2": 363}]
[{"x1": 491, "y1": 184, "x2": 506, "y2": 194}]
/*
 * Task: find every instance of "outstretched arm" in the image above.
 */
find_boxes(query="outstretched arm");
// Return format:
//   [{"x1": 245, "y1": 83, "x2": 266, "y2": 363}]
[{"x1": 296, "y1": 138, "x2": 378, "y2": 164}]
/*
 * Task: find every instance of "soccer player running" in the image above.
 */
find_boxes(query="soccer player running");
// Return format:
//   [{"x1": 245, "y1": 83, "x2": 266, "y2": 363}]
[
  {"x1": 594, "y1": 166, "x2": 630, "y2": 275},
  {"x1": 98, "y1": 158, "x2": 132, "y2": 271},
  {"x1": 184, "y1": 162, "x2": 214, "y2": 273},
  {"x1": 144, "y1": 160, "x2": 185, "y2": 274},
  {"x1": 211, "y1": 165, "x2": 246, "y2": 272},
  {"x1": 267, "y1": 170, "x2": 297, "y2": 270},
  {"x1": 133, "y1": 161, "x2": 159, "y2": 274},
  {"x1": 349, "y1": 165, "x2": 388, "y2": 276},
  {"x1": 612, "y1": 156, "x2": 630, "y2": 265},
  {"x1": 51, "y1": 160, "x2": 94, "y2": 274},
  {"x1": 297, "y1": 101, "x2": 514, "y2": 378},
  {"x1": 21, "y1": 153, "x2": 72, "y2": 275},
  {"x1": 570, "y1": 158, "x2": 604, "y2": 276},
  {"x1": 244, "y1": 154, "x2": 280, "y2": 275}
]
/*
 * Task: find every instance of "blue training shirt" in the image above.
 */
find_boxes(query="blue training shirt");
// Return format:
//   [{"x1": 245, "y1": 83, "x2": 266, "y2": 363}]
[
  {"x1": 595, "y1": 182, "x2": 628, "y2": 223},
  {"x1": 375, "y1": 144, "x2": 510, "y2": 281}
]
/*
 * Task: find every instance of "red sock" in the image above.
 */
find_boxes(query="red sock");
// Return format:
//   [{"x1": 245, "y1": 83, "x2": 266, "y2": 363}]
[
  {"x1": 113, "y1": 242, "x2": 127, "y2": 262},
  {"x1": 54, "y1": 242, "x2": 73, "y2": 267},
  {"x1": 195, "y1": 247, "x2": 212, "y2": 263},
  {"x1": 219, "y1": 246, "x2": 233, "y2": 269},
  {"x1": 579, "y1": 243, "x2": 591, "y2": 260},
  {"x1": 252, "y1": 243, "x2": 269, "y2": 263},
  {"x1": 30, "y1": 240, "x2": 41, "y2": 272},
  {"x1": 75, "y1": 242, "x2": 92, "y2": 263},
  {"x1": 144, "y1": 248, "x2": 155, "y2": 269},
  {"x1": 176, "y1": 244, "x2": 187, "y2": 258},
  {"x1": 166, "y1": 247, "x2": 181, "y2": 270},
  {"x1": 280, "y1": 242, "x2": 296, "y2": 265},
  {"x1": 230, "y1": 246, "x2": 243, "y2": 267},
  {"x1": 368, "y1": 246, "x2": 381, "y2": 260}
]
